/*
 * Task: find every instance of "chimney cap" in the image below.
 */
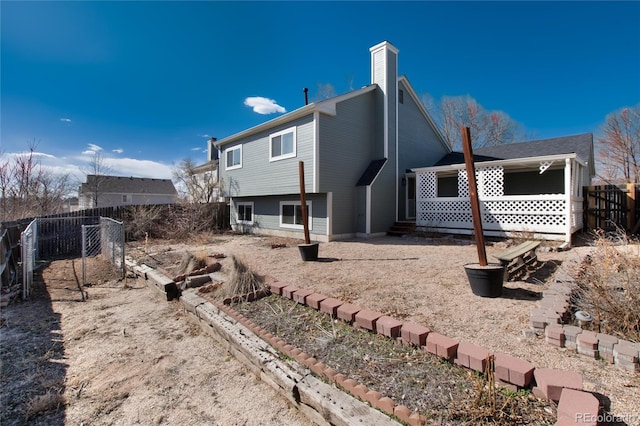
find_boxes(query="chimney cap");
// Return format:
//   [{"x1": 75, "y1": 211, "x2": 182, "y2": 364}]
[{"x1": 369, "y1": 40, "x2": 399, "y2": 54}]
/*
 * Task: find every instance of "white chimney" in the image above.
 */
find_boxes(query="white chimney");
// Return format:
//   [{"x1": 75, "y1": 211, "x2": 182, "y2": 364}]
[{"x1": 369, "y1": 41, "x2": 399, "y2": 159}]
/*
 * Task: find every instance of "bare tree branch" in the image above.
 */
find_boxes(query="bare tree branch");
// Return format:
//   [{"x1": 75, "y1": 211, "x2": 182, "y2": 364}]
[
  {"x1": 424, "y1": 94, "x2": 524, "y2": 149},
  {"x1": 597, "y1": 104, "x2": 640, "y2": 184}
]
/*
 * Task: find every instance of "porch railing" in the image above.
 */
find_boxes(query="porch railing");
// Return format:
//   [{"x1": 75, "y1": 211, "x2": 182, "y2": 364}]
[{"x1": 416, "y1": 194, "x2": 582, "y2": 241}]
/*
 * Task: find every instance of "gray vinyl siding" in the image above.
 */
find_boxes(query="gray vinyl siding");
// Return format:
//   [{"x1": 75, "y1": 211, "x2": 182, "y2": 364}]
[
  {"x1": 370, "y1": 153, "x2": 396, "y2": 233},
  {"x1": 230, "y1": 194, "x2": 327, "y2": 237},
  {"x1": 221, "y1": 115, "x2": 314, "y2": 197},
  {"x1": 317, "y1": 91, "x2": 376, "y2": 235},
  {"x1": 397, "y1": 80, "x2": 449, "y2": 219}
]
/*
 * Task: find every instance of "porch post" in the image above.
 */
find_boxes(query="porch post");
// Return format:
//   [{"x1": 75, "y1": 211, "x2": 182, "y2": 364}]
[{"x1": 564, "y1": 158, "x2": 572, "y2": 243}]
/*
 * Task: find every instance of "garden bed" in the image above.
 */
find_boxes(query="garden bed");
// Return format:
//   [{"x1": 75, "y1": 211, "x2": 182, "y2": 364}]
[{"x1": 224, "y1": 293, "x2": 556, "y2": 424}]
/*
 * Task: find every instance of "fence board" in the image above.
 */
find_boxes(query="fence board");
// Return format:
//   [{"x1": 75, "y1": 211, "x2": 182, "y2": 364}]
[{"x1": 584, "y1": 184, "x2": 637, "y2": 233}]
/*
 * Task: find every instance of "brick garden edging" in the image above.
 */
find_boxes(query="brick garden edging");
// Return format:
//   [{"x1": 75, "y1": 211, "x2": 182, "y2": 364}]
[
  {"x1": 529, "y1": 261, "x2": 640, "y2": 373},
  {"x1": 129, "y1": 257, "x2": 608, "y2": 426},
  {"x1": 265, "y1": 277, "x2": 606, "y2": 426}
]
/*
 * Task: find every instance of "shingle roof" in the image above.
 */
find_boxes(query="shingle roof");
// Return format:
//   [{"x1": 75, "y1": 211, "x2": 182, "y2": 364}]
[
  {"x1": 434, "y1": 133, "x2": 594, "y2": 166},
  {"x1": 80, "y1": 175, "x2": 178, "y2": 195},
  {"x1": 356, "y1": 159, "x2": 388, "y2": 186}
]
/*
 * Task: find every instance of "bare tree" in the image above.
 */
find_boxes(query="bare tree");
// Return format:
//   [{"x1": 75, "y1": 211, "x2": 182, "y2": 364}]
[
  {"x1": 0, "y1": 140, "x2": 73, "y2": 221},
  {"x1": 82, "y1": 150, "x2": 112, "y2": 207},
  {"x1": 311, "y1": 82, "x2": 337, "y2": 102},
  {"x1": 597, "y1": 104, "x2": 640, "y2": 184},
  {"x1": 422, "y1": 94, "x2": 524, "y2": 149},
  {"x1": 172, "y1": 158, "x2": 218, "y2": 203}
]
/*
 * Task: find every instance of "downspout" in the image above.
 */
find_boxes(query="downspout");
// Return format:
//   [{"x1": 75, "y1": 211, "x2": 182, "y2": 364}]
[{"x1": 366, "y1": 186, "x2": 372, "y2": 234}]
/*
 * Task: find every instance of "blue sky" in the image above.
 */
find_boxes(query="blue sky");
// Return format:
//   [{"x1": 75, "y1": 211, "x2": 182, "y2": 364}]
[{"x1": 2, "y1": 1, "x2": 639, "y2": 183}]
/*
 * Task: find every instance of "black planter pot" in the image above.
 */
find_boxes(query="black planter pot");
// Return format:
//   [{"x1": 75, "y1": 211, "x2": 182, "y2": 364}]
[
  {"x1": 464, "y1": 263, "x2": 505, "y2": 298},
  {"x1": 298, "y1": 243, "x2": 319, "y2": 261}
]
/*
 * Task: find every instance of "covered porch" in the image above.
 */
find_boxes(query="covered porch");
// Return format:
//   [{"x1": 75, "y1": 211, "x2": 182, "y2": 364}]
[{"x1": 411, "y1": 153, "x2": 588, "y2": 243}]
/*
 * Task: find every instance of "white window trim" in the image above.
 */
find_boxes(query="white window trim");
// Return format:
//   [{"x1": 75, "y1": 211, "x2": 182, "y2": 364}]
[
  {"x1": 236, "y1": 201, "x2": 254, "y2": 225},
  {"x1": 122, "y1": 194, "x2": 133, "y2": 204},
  {"x1": 225, "y1": 145, "x2": 242, "y2": 170},
  {"x1": 279, "y1": 200, "x2": 312, "y2": 230},
  {"x1": 269, "y1": 126, "x2": 297, "y2": 162}
]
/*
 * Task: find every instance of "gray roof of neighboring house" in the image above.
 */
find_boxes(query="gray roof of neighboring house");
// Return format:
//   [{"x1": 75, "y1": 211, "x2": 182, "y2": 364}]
[
  {"x1": 434, "y1": 133, "x2": 594, "y2": 167},
  {"x1": 80, "y1": 175, "x2": 178, "y2": 195}
]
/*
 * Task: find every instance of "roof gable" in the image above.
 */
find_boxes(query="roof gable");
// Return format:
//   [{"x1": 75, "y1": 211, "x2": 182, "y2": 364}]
[
  {"x1": 398, "y1": 75, "x2": 450, "y2": 153},
  {"x1": 214, "y1": 85, "x2": 377, "y2": 148}
]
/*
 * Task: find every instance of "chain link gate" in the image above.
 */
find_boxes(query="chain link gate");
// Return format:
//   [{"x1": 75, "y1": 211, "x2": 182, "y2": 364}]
[
  {"x1": 20, "y1": 219, "x2": 37, "y2": 300},
  {"x1": 82, "y1": 217, "x2": 125, "y2": 290}
]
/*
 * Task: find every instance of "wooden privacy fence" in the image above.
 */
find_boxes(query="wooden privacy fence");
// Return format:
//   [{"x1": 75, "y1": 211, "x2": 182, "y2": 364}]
[{"x1": 584, "y1": 183, "x2": 639, "y2": 234}]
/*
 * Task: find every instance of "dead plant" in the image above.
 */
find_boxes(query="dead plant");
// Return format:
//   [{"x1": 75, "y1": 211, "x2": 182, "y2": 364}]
[
  {"x1": 222, "y1": 255, "x2": 266, "y2": 298},
  {"x1": 176, "y1": 251, "x2": 207, "y2": 276},
  {"x1": 25, "y1": 390, "x2": 66, "y2": 419},
  {"x1": 472, "y1": 355, "x2": 497, "y2": 418},
  {"x1": 571, "y1": 229, "x2": 640, "y2": 341}
]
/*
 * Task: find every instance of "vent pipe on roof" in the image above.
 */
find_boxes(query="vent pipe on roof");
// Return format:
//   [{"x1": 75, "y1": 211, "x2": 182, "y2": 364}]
[{"x1": 303, "y1": 87, "x2": 308, "y2": 105}]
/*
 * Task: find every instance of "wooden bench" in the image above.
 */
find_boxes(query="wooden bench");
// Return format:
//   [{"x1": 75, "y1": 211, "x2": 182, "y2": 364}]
[{"x1": 493, "y1": 240, "x2": 542, "y2": 281}]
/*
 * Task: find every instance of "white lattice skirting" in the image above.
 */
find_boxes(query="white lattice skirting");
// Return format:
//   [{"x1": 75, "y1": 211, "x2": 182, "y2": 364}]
[{"x1": 417, "y1": 197, "x2": 570, "y2": 234}]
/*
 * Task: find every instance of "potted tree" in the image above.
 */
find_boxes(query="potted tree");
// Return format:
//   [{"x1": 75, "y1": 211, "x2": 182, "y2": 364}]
[
  {"x1": 460, "y1": 127, "x2": 504, "y2": 297},
  {"x1": 297, "y1": 161, "x2": 319, "y2": 261}
]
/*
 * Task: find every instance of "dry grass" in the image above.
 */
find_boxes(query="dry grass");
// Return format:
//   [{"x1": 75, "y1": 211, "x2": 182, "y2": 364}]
[
  {"x1": 25, "y1": 391, "x2": 66, "y2": 419},
  {"x1": 221, "y1": 255, "x2": 267, "y2": 298},
  {"x1": 176, "y1": 251, "x2": 207, "y2": 276},
  {"x1": 571, "y1": 230, "x2": 640, "y2": 341}
]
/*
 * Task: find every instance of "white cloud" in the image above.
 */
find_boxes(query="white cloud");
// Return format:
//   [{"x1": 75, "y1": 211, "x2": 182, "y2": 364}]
[
  {"x1": 191, "y1": 147, "x2": 202, "y2": 151},
  {"x1": 198, "y1": 134, "x2": 210, "y2": 138},
  {"x1": 112, "y1": 148, "x2": 124, "y2": 154},
  {"x1": 60, "y1": 118, "x2": 72, "y2": 123},
  {"x1": 104, "y1": 157, "x2": 173, "y2": 179},
  {"x1": 83, "y1": 143, "x2": 103, "y2": 155},
  {"x1": 244, "y1": 97, "x2": 286, "y2": 114}
]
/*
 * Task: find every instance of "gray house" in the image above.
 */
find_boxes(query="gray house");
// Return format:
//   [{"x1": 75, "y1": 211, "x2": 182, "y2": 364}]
[
  {"x1": 79, "y1": 175, "x2": 179, "y2": 208},
  {"x1": 215, "y1": 41, "x2": 450, "y2": 242}
]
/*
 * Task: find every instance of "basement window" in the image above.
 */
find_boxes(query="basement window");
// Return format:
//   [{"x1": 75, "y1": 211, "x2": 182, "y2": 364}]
[
  {"x1": 280, "y1": 200, "x2": 312, "y2": 230},
  {"x1": 236, "y1": 202, "x2": 254, "y2": 224}
]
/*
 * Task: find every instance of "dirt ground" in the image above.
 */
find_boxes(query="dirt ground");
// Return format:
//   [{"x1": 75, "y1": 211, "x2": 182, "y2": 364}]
[
  {"x1": 0, "y1": 256, "x2": 310, "y2": 426},
  {"x1": 2, "y1": 232, "x2": 639, "y2": 425},
  {"x1": 128, "y1": 232, "x2": 640, "y2": 422}
]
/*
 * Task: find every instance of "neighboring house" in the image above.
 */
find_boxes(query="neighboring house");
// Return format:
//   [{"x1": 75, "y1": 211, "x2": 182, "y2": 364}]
[
  {"x1": 78, "y1": 175, "x2": 179, "y2": 208},
  {"x1": 191, "y1": 137, "x2": 221, "y2": 202},
  {"x1": 215, "y1": 41, "x2": 451, "y2": 242},
  {"x1": 62, "y1": 197, "x2": 80, "y2": 213},
  {"x1": 412, "y1": 133, "x2": 595, "y2": 242}
]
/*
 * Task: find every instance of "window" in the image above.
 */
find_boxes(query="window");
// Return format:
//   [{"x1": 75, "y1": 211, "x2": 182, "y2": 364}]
[
  {"x1": 225, "y1": 146, "x2": 242, "y2": 170},
  {"x1": 122, "y1": 194, "x2": 132, "y2": 203},
  {"x1": 236, "y1": 202, "x2": 253, "y2": 224},
  {"x1": 398, "y1": 89, "x2": 404, "y2": 104},
  {"x1": 270, "y1": 127, "x2": 296, "y2": 161},
  {"x1": 437, "y1": 176, "x2": 458, "y2": 197},
  {"x1": 279, "y1": 201, "x2": 312, "y2": 230}
]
